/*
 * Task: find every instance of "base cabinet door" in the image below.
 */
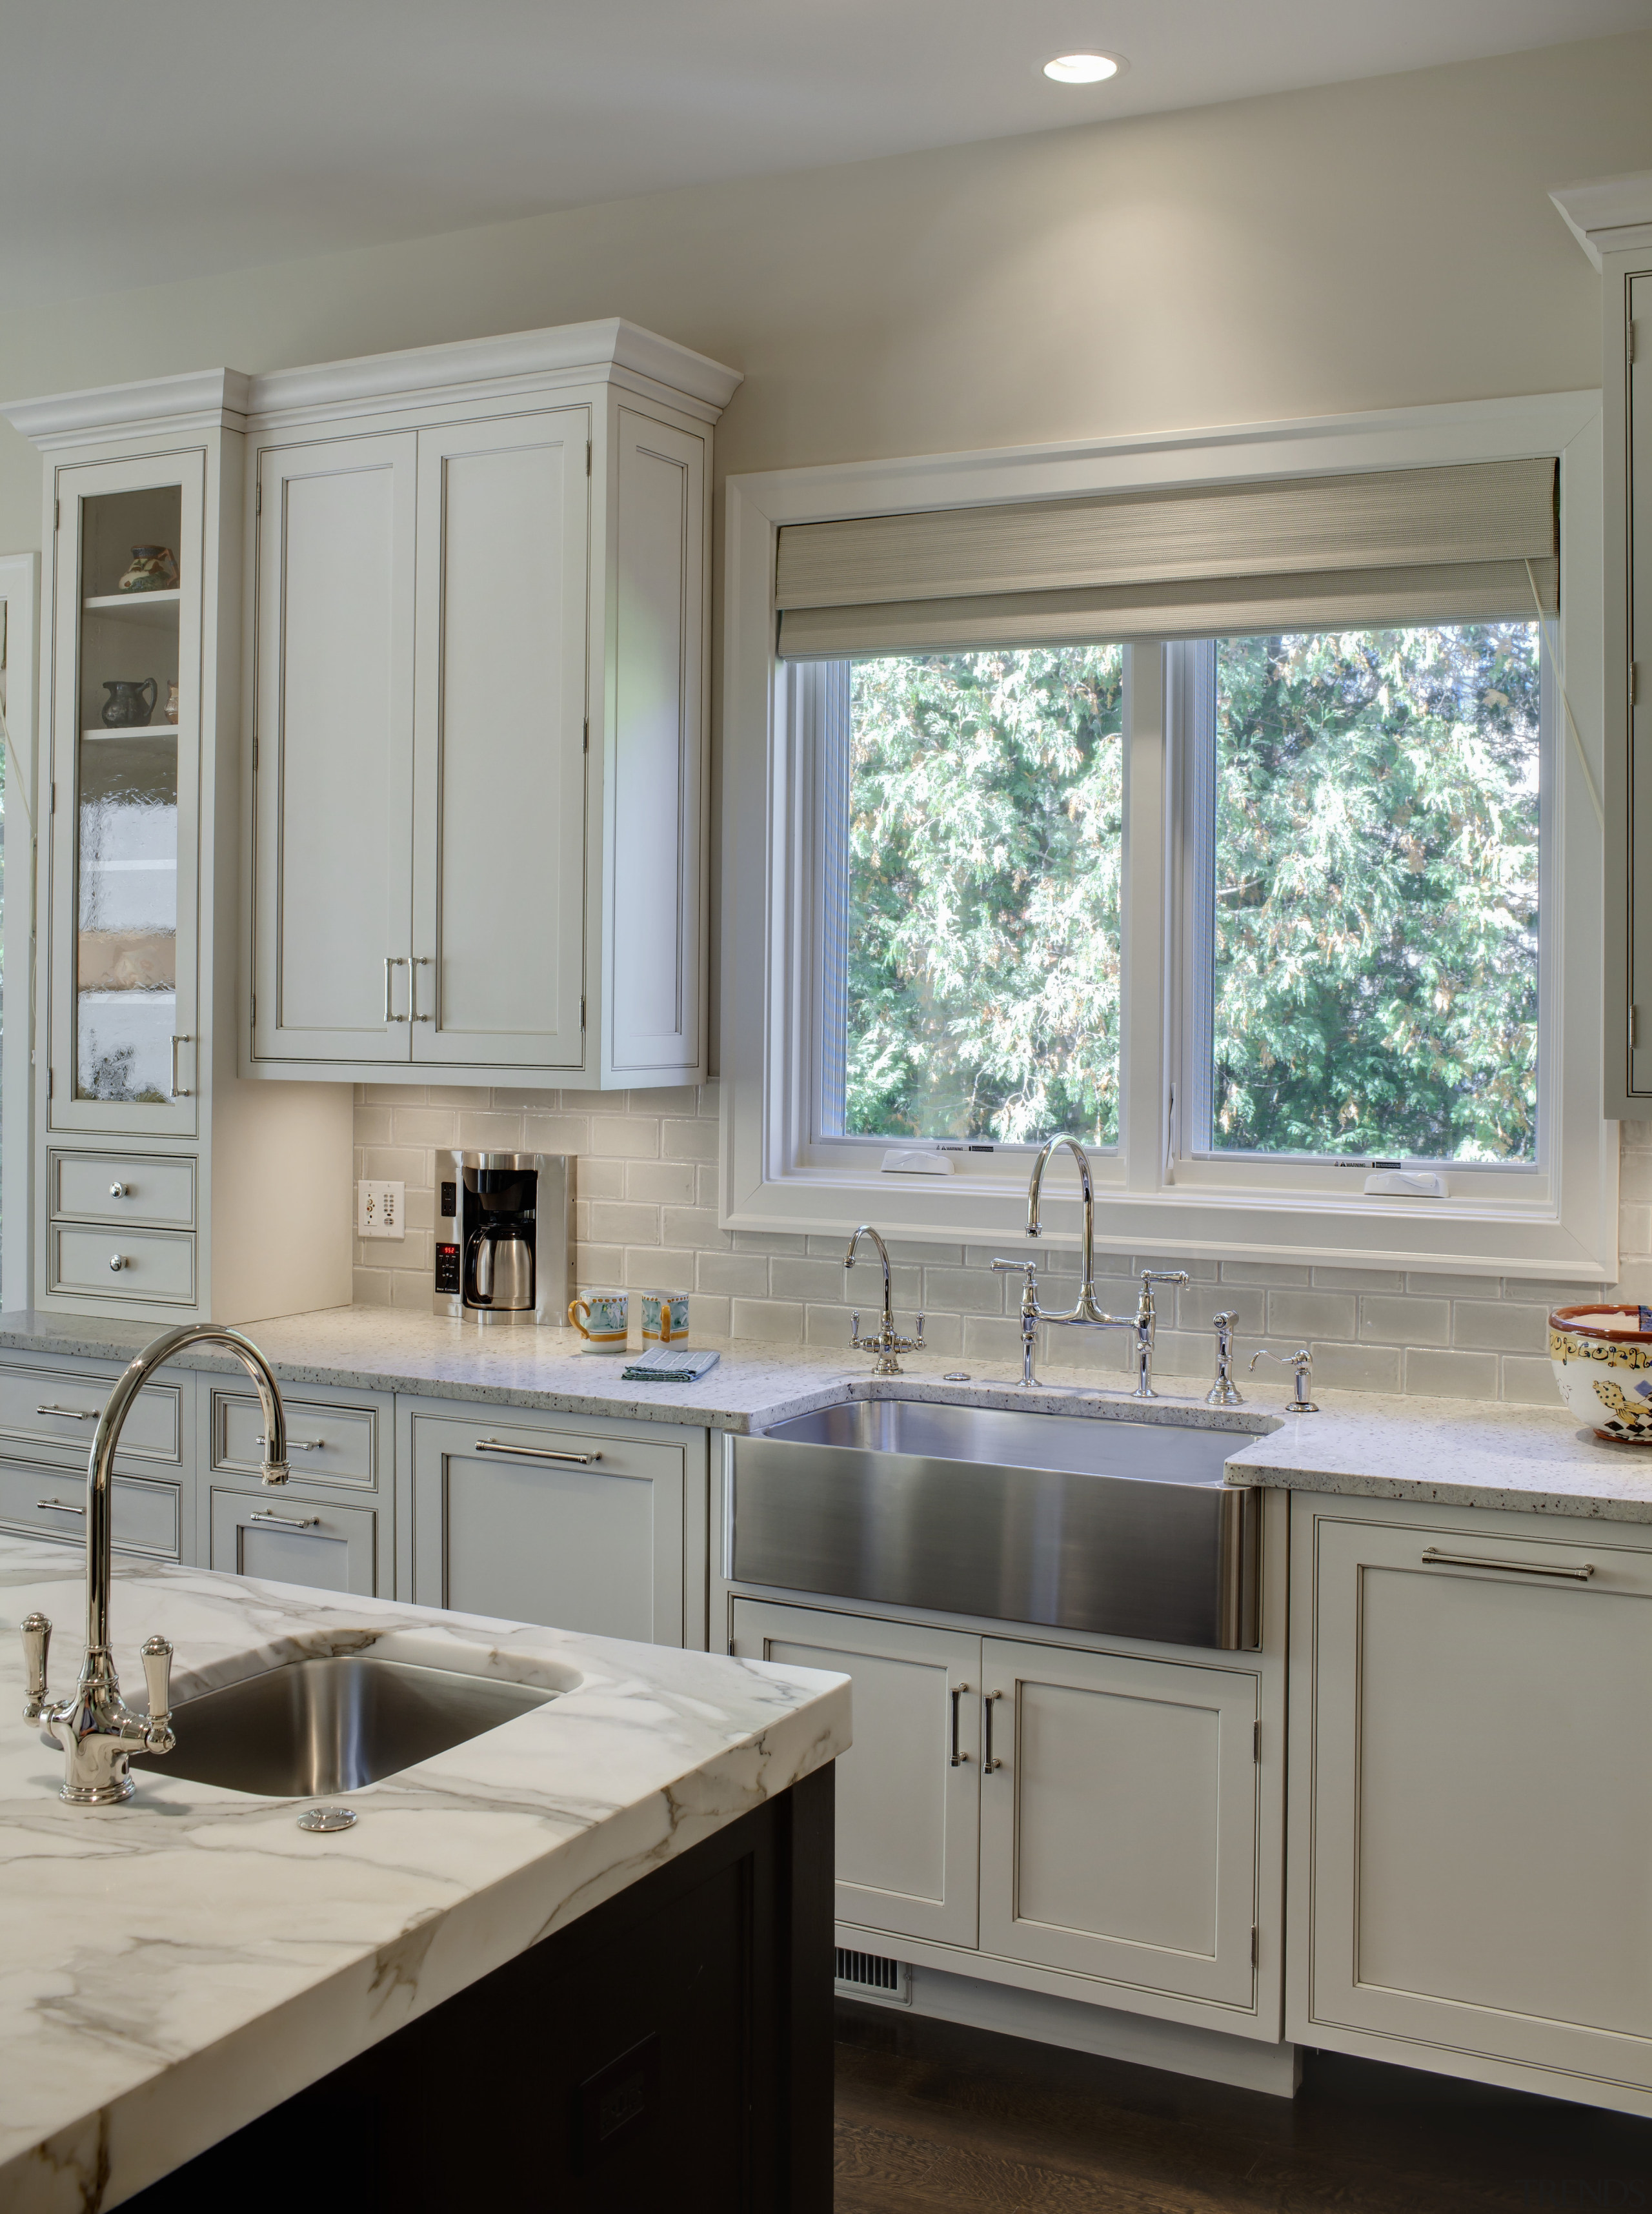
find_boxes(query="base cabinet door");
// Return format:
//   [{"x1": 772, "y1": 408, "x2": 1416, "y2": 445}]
[
  {"x1": 730, "y1": 1598, "x2": 980, "y2": 1948},
  {"x1": 978, "y1": 1638, "x2": 1258, "y2": 2009},
  {"x1": 1294, "y1": 1508, "x2": 1652, "y2": 2095},
  {"x1": 208, "y1": 1485, "x2": 378, "y2": 1595},
  {"x1": 407, "y1": 1411, "x2": 685, "y2": 1643}
]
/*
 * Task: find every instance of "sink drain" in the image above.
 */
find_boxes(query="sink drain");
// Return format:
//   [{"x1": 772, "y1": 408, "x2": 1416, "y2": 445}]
[{"x1": 297, "y1": 1806, "x2": 358, "y2": 1833}]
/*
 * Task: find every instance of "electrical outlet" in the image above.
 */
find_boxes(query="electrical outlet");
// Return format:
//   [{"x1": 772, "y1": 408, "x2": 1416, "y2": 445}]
[{"x1": 358, "y1": 1180, "x2": 406, "y2": 1241}]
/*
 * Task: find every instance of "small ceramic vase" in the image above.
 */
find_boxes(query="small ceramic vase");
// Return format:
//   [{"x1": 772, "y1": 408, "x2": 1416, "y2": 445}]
[
  {"x1": 100, "y1": 678, "x2": 157, "y2": 728},
  {"x1": 1549, "y1": 1305, "x2": 1652, "y2": 1442},
  {"x1": 116, "y1": 545, "x2": 179, "y2": 594},
  {"x1": 163, "y1": 681, "x2": 180, "y2": 726}
]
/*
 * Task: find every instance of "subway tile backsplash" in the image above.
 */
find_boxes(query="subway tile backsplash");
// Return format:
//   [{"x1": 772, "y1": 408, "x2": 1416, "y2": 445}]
[{"x1": 352, "y1": 1084, "x2": 1652, "y2": 1407}]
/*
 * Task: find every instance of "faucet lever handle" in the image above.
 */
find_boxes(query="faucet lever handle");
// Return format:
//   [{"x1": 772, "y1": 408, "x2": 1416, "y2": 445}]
[
  {"x1": 139, "y1": 1634, "x2": 175, "y2": 1754},
  {"x1": 1141, "y1": 1269, "x2": 1191, "y2": 1287},
  {"x1": 20, "y1": 1612, "x2": 50, "y2": 1723}
]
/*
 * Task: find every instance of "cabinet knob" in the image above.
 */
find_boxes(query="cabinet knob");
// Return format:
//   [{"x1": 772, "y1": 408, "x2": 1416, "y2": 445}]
[
  {"x1": 109, "y1": 1183, "x2": 128, "y2": 1199},
  {"x1": 109, "y1": 1254, "x2": 126, "y2": 1272}
]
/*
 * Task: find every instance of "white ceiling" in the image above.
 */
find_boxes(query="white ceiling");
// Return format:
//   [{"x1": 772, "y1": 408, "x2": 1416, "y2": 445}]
[{"x1": 3, "y1": 0, "x2": 1647, "y2": 309}]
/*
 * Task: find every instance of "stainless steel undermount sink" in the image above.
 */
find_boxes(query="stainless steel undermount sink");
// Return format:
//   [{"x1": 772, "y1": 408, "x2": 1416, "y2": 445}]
[
  {"x1": 730, "y1": 1396, "x2": 1269, "y2": 1651},
  {"x1": 133, "y1": 1654, "x2": 557, "y2": 1798}
]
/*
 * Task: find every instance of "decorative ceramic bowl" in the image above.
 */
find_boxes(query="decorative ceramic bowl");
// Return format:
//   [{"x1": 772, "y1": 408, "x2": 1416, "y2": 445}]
[{"x1": 1549, "y1": 1305, "x2": 1652, "y2": 1442}]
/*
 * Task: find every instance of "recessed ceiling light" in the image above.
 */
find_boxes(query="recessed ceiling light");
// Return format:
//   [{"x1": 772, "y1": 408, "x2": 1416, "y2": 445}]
[{"x1": 1043, "y1": 52, "x2": 1122, "y2": 85}]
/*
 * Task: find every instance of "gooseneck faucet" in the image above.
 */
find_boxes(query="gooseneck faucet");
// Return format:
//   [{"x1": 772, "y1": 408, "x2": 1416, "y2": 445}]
[
  {"x1": 844, "y1": 1224, "x2": 925, "y2": 1377},
  {"x1": 995, "y1": 1135, "x2": 1189, "y2": 1399},
  {"x1": 20, "y1": 1325, "x2": 290, "y2": 1805}
]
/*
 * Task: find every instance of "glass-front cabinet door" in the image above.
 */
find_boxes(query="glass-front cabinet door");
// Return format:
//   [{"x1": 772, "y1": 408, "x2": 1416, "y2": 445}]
[{"x1": 48, "y1": 451, "x2": 203, "y2": 1135}]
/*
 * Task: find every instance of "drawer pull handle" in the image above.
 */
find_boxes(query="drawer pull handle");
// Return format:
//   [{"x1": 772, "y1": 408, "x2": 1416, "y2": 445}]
[
  {"x1": 983, "y1": 1689, "x2": 1002, "y2": 1774},
  {"x1": 109, "y1": 1254, "x2": 127, "y2": 1272},
  {"x1": 109, "y1": 1183, "x2": 129, "y2": 1199},
  {"x1": 1421, "y1": 1546, "x2": 1595, "y2": 1583},
  {"x1": 474, "y1": 1437, "x2": 600, "y2": 1467},
  {"x1": 35, "y1": 1403, "x2": 93, "y2": 1421},
  {"x1": 256, "y1": 1434, "x2": 323, "y2": 1452},
  {"x1": 250, "y1": 1508, "x2": 319, "y2": 1531},
  {"x1": 35, "y1": 1498, "x2": 85, "y2": 1516},
  {"x1": 949, "y1": 1682, "x2": 970, "y2": 1767}
]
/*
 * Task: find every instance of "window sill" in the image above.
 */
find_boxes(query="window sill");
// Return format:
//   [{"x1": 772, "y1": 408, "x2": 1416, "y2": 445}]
[{"x1": 720, "y1": 1159, "x2": 1615, "y2": 1282}]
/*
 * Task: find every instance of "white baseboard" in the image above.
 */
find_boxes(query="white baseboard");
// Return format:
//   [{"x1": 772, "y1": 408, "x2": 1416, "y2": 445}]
[{"x1": 849, "y1": 1961, "x2": 1303, "y2": 2098}]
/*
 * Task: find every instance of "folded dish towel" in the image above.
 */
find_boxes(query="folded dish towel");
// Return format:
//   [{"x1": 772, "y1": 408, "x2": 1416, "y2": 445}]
[{"x1": 621, "y1": 1346, "x2": 721, "y2": 1382}]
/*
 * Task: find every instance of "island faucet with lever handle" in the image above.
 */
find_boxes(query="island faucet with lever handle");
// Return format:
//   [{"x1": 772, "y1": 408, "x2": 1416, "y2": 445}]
[
  {"x1": 19, "y1": 1323, "x2": 290, "y2": 1805},
  {"x1": 992, "y1": 1135, "x2": 1188, "y2": 1399}
]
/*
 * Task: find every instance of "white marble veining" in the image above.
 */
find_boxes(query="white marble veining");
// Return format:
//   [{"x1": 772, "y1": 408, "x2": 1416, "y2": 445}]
[
  {"x1": 0, "y1": 1536, "x2": 849, "y2": 2213},
  {"x1": 3, "y1": 1303, "x2": 1650, "y2": 1519}
]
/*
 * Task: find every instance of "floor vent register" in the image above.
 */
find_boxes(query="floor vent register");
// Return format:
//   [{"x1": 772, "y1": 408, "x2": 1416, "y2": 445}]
[{"x1": 834, "y1": 1947, "x2": 912, "y2": 2004}]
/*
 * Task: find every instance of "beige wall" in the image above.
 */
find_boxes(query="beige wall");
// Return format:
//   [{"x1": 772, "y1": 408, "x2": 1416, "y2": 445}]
[
  {"x1": 8, "y1": 32, "x2": 1651, "y2": 1391},
  {"x1": 2, "y1": 32, "x2": 1647, "y2": 549}
]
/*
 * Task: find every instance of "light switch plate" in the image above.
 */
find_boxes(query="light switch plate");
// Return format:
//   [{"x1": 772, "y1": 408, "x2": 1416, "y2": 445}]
[{"x1": 358, "y1": 1180, "x2": 406, "y2": 1240}]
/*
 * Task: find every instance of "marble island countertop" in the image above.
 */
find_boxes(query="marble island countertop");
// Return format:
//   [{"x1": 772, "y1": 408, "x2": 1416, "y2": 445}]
[
  {"x1": 0, "y1": 1536, "x2": 849, "y2": 2213},
  {"x1": 3, "y1": 1304, "x2": 1652, "y2": 1521}
]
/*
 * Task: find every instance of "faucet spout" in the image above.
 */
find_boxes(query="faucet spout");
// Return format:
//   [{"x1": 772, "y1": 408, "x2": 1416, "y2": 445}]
[{"x1": 29, "y1": 1323, "x2": 291, "y2": 1805}]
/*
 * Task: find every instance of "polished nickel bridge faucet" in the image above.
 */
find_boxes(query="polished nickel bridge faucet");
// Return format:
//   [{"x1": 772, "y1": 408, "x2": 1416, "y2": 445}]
[
  {"x1": 844, "y1": 1224, "x2": 925, "y2": 1377},
  {"x1": 20, "y1": 1324, "x2": 290, "y2": 1805},
  {"x1": 993, "y1": 1134, "x2": 1188, "y2": 1399}
]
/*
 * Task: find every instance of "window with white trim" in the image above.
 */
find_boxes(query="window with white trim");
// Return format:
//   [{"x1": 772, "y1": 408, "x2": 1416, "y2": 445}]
[{"x1": 722, "y1": 400, "x2": 1611, "y2": 1277}]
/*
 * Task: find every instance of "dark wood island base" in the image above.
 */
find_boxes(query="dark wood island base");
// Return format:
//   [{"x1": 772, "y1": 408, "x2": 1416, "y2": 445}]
[{"x1": 126, "y1": 1765, "x2": 835, "y2": 2214}]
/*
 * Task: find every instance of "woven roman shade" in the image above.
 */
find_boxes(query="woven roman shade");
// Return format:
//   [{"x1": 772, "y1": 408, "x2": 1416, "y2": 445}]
[{"x1": 775, "y1": 458, "x2": 1558, "y2": 658}]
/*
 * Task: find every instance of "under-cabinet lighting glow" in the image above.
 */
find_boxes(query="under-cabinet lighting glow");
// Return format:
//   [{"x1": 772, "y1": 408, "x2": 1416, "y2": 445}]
[{"x1": 1043, "y1": 52, "x2": 1121, "y2": 83}]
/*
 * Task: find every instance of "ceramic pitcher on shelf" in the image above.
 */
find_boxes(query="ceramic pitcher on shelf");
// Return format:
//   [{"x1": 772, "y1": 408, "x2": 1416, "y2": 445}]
[{"x1": 99, "y1": 679, "x2": 157, "y2": 728}]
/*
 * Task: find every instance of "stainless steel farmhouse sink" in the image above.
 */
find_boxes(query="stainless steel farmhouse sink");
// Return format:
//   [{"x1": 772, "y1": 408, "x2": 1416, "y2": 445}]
[
  {"x1": 729, "y1": 1398, "x2": 1266, "y2": 1650},
  {"x1": 134, "y1": 1654, "x2": 557, "y2": 1798}
]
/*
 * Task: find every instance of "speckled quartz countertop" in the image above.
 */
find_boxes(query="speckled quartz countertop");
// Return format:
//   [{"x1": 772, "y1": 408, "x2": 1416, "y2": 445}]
[
  {"x1": 3, "y1": 1304, "x2": 1651, "y2": 1522},
  {"x1": 0, "y1": 1536, "x2": 848, "y2": 2213}
]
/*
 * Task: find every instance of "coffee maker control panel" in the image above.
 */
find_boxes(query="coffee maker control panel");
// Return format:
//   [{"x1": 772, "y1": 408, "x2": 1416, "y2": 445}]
[{"x1": 435, "y1": 1243, "x2": 461, "y2": 1294}]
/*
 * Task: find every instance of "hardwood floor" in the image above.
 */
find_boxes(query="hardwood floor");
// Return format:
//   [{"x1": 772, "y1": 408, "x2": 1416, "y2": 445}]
[{"x1": 834, "y1": 2000, "x2": 1652, "y2": 2212}]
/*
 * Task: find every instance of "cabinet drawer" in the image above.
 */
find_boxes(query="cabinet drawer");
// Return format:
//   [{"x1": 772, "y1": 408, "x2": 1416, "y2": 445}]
[
  {"x1": 49, "y1": 1149, "x2": 196, "y2": 1230},
  {"x1": 49, "y1": 1224, "x2": 196, "y2": 1305},
  {"x1": 208, "y1": 1389, "x2": 378, "y2": 1492},
  {"x1": 208, "y1": 1485, "x2": 378, "y2": 1596},
  {"x1": 0, "y1": 1463, "x2": 180, "y2": 1558},
  {"x1": 0, "y1": 1362, "x2": 183, "y2": 1463}
]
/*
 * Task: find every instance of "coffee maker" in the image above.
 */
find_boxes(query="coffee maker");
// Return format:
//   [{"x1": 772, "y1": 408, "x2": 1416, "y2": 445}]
[{"x1": 433, "y1": 1152, "x2": 574, "y2": 1326}]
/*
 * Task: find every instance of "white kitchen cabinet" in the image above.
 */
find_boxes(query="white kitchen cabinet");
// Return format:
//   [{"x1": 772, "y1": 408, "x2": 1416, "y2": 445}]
[
  {"x1": 245, "y1": 323, "x2": 736, "y2": 1089},
  {"x1": 248, "y1": 431, "x2": 417, "y2": 1065},
  {"x1": 977, "y1": 1637, "x2": 1258, "y2": 2010},
  {"x1": 1553, "y1": 176, "x2": 1652, "y2": 1110},
  {"x1": 730, "y1": 1598, "x2": 981, "y2": 1947},
  {"x1": 403, "y1": 1403, "x2": 694, "y2": 1643},
  {"x1": 1, "y1": 379, "x2": 354, "y2": 1325},
  {"x1": 208, "y1": 1482, "x2": 379, "y2": 1594},
  {"x1": 1289, "y1": 1494, "x2": 1652, "y2": 2110}
]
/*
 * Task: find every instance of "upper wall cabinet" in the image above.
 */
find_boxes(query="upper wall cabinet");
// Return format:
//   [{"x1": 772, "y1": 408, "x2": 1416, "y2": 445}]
[
  {"x1": 1554, "y1": 177, "x2": 1652, "y2": 1114},
  {"x1": 245, "y1": 323, "x2": 737, "y2": 1089}
]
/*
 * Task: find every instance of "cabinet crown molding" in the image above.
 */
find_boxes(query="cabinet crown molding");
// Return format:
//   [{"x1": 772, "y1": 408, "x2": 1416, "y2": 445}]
[
  {"x1": 3, "y1": 320, "x2": 742, "y2": 452},
  {"x1": 1551, "y1": 171, "x2": 1652, "y2": 271}
]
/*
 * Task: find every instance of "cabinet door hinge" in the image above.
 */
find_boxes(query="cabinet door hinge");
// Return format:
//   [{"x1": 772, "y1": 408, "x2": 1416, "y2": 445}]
[
  {"x1": 1251, "y1": 1925, "x2": 1258, "y2": 1967},
  {"x1": 54, "y1": 499, "x2": 60, "y2": 533},
  {"x1": 586, "y1": 441, "x2": 592, "y2": 476},
  {"x1": 580, "y1": 995, "x2": 587, "y2": 1030},
  {"x1": 48, "y1": 781, "x2": 55, "y2": 816},
  {"x1": 250, "y1": 992, "x2": 256, "y2": 1027},
  {"x1": 1633, "y1": 660, "x2": 1642, "y2": 709},
  {"x1": 1630, "y1": 318, "x2": 1639, "y2": 367},
  {"x1": 1632, "y1": 1004, "x2": 1640, "y2": 1055},
  {"x1": 46, "y1": 1068, "x2": 53, "y2": 1097},
  {"x1": 252, "y1": 733, "x2": 259, "y2": 771},
  {"x1": 1253, "y1": 1720, "x2": 1261, "y2": 1763},
  {"x1": 256, "y1": 478, "x2": 262, "y2": 518},
  {"x1": 583, "y1": 716, "x2": 589, "y2": 754}
]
